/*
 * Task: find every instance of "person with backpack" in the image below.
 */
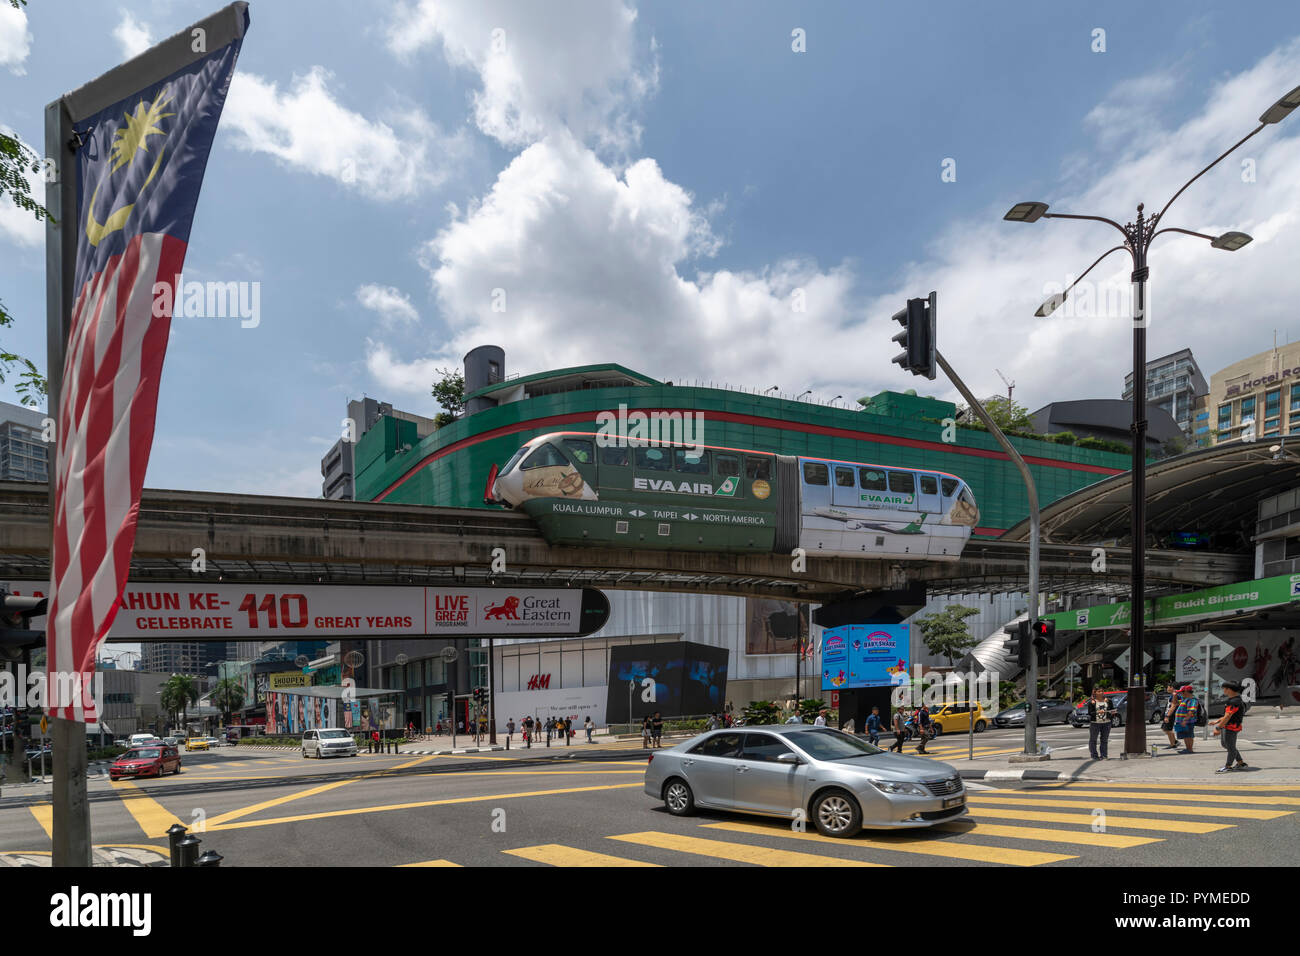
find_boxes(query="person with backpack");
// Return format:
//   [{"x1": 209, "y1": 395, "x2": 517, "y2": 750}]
[
  {"x1": 914, "y1": 704, "x2": 932, "y2": 755},
  {"x1": 1086, "y1": 685, "x2": 1114, "y2": 759},
  {"x1": 1173, "y1": 685, "x2": 1199, "y2": 753},
  {"x1": 1212, "y1": 680, "x2": 1249, "y2": 773}
]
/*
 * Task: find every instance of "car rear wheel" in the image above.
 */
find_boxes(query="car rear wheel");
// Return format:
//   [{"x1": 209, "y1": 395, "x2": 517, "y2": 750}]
[
  {"x1": 812, "y1": 788, "x2": 862, "y2": 838},
  {"x1": 974, "y1": 720, "x2": 987, "y2": 733},
  {"x1": 663, "y1": 779, "x2": 695, "y2": 816}
]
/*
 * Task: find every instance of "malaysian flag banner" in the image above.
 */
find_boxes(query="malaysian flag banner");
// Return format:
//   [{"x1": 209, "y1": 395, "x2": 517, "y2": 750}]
[{"x1": 46, "y1": 5, "x2": 249, "y2": 720}]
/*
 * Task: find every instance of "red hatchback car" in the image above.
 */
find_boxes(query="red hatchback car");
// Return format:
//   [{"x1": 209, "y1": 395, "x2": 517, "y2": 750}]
[{"x1": 109, "y1": 745, "x2": 181, "y2": 781}]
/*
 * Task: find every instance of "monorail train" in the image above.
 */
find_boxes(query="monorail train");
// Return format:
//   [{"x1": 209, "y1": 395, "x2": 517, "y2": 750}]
[{"x1": 488, "y1": 432, "x2": 979, "y2": 561}]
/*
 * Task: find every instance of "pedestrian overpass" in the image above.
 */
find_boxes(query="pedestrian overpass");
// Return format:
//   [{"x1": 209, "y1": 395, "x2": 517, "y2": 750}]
[{"x1": 0, "y1": 481, "x2": 1248, "y2": 604}]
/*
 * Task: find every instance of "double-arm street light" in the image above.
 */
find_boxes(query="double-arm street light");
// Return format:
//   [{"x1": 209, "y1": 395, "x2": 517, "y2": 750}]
[{"x1": 1006, "y1": 83, "x2": 1300, "y2": 756}]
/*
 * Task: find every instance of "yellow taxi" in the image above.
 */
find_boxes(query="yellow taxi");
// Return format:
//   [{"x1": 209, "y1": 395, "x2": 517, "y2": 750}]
[
  {"x1": 928, "y1": 702, "x2": 988, "y2": 737},
  {"x1": 184, "y1": 736, "x2": 210, "y2": 751}
]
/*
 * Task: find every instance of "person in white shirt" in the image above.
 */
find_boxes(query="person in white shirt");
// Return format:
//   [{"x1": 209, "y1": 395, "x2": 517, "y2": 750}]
[{"x1": 813, "y1": 709, "x2": 828, "y2": 727}]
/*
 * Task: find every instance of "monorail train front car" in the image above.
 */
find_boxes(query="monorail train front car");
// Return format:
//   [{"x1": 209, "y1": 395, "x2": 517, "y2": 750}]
[{"x1": 489, "y1": 432, "x2": 979, "y2": 561}]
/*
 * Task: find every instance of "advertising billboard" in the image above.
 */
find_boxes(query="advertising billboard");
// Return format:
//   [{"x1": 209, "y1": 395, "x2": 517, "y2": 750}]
[
  {"x1": 605, "y1": 641, "x2": 730, "y2": 722},
  {"x1": 745, "y1": 599, "x2": 809, "y2": 655},
  {"x1": 821, "y1": 624, "x2": 909, "y2": 690},
  {"x1": 97, "y1": 584, "x2": 611, "y2": 640},
  {"x1": 1176, "y1": 631, "x2": 1300, "y2": 705}
]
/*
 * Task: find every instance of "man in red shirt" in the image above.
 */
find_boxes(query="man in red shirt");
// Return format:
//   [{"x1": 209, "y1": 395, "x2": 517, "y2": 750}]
[{"x1": 1212, "y1": 680, "x2": 1248, "y2": 773}]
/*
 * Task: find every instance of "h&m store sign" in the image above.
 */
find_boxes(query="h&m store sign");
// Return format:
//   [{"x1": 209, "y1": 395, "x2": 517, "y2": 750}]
[{"x1": 1225, "y1": 367, "x2": 1300, "y2": 397}]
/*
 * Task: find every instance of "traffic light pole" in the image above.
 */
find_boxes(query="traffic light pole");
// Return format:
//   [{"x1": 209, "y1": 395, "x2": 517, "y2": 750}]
[{"x1": 935, "y1": 352, "x2": 1045, "y2": 760}]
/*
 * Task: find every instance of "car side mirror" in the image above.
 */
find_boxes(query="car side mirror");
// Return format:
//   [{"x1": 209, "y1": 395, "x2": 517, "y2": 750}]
[{"x1": 777, "y1": 752, "x2": 801, "y2": 765}]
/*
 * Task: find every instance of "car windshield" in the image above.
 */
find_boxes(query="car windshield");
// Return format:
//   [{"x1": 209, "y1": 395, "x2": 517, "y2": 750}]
[
  {"x1": 127, "y1": 749, "x2": 160, "y2": 759},
  {"x1": 318, "y1": 730, "x2": 348, "y2": 739},
  {"x1": 1002, "y1": 702, "x2": 1028, "y2": 712},
  {"x1": 786, "y1": 728, "x2": 883, "y2": 760}
]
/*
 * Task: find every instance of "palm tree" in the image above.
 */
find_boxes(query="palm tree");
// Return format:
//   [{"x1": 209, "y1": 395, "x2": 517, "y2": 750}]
[
  {"x1": 212, "y1": 677, "x2": 245, "y2": 728},
  {"x1": 160, "y1": 674, "x2": 199, "y2": 736}
]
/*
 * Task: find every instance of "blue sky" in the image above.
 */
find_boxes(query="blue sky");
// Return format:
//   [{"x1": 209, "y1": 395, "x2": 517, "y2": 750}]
[{"x1": 2, "y1": 0, "x2": 1299, "y2": 496}]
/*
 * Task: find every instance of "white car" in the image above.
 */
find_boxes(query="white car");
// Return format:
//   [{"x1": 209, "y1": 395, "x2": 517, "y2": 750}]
[
  {"x1": 129, "y1": 734, "x2": 161, "y2": 747},
  {"x1": 302, "y1": 728, "x2": 357, "y2": 758},
  {"x1": 202, "y1": 736, "x2": 222, "y2": 748}
]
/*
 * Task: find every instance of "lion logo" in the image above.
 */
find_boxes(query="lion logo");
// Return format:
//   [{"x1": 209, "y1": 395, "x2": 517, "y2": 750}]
[{"x1": 484, "y1": 596, "x2": 520, "y2": 620}]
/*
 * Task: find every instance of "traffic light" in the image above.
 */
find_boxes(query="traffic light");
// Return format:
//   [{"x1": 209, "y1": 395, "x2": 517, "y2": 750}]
[
  {"x1": 1030, "y1": 618, "x2": 1057, "y2": 654},
  {"x1": 1003, "y1": 620, "x2": 1031, "y2": 668},
  {"x1": 889, "y1": 291, "x2": 937, "y2": 381},
  {"x1": 0, "y1": 589, "x2": 46, "y2": 661}
]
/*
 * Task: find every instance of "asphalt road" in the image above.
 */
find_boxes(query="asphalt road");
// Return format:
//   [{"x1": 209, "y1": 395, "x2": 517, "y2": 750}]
[{"x1": 1, "y1": 735, "x2": 1295, "y2": 867}]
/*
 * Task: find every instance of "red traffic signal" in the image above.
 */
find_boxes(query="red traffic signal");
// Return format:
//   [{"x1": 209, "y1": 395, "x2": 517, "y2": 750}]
[{"x1": 1030, "y1": 619, "x2": 1056, "y2": 653}]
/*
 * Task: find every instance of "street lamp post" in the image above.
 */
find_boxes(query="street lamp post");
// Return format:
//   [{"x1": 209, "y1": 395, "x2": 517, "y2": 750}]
[{"x1": 1005, "y1": 83, "x2": 1300, "y2": 754}]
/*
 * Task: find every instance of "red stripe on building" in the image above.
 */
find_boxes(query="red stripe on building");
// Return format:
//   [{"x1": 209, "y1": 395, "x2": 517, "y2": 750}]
[{"x1": 375, "y1": 407, "x2": 1125, "y2": 503}]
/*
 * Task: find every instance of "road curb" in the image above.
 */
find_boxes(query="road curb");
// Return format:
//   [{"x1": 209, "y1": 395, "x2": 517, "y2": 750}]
[{"x1": 960, "y1": 769, "x2": 1089, "y2": 781}]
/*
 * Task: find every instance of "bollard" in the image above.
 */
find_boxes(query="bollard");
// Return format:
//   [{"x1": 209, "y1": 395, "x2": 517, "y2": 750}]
[
  {"x1": 505, "y1": 736, "x2": 510, "y2": 751},
  {"x1": 167, "y1": 823, "x2": 189, "y2": 868},
  {"x1": 566, "y1": 729, "x2": 570, "y2": 747},
  {"x1": 195, "y1": 850, "x2": 223, "y2": 868},
  {"x1": 177, "y1": 834, "x2": 202, "y2": 867},
  {"x1": 546, "y1": 731, "x2": 550, "y2": 748}
]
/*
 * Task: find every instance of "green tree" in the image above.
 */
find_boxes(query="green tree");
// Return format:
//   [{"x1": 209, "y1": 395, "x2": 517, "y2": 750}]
[
  {"x1": 160, "y1": 674, "x2": 199, "y2": 735},
  {"x1": 742, "y1": 699, "x2": 781, "y2": 725},
  {"x1": 211, "y1": 677, "x2": 246, "y2": 727},
  {"x1": 981, "y1": 396, "x2": 1033, "y2": 433},
  {"x1": 796, "y1": 698, "x2": 828, "y2": 723},
  {"x1": 1, "y1": 95, "x2": 50, "y2": 406},
  {"x1": 915, "y1": 604, "x2": 981, "y2": 666},
  {"x1": 430, "y1": 367, "x2": 465, "y2": 428}
]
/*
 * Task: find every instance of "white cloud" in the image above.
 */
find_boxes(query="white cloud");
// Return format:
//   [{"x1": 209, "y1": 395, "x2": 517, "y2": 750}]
[
  {"x1": 356, "y1": 284, "x2": 419, "y2": 324},
  {"x1": 368, "y1": 39, "x2": 1300, "y2": 415},
  {"x1": 0, "y1": 2, "x2": 31, "y2": 75},
  {"x1": 222, "y1": 67, "x2": 464, "y2": 199},
  {"x1": 365, "y1": 341, "x2": 443, "y2": 395},
  {"x1": 112, "y1": 10, "x2": 153, "y2": 59},
  {"x1": 0, "y1": 132, "x2": 43, "y2": 248},
  {"x1": 387, "y1": 0, "x2": 656, "y2": 151}
]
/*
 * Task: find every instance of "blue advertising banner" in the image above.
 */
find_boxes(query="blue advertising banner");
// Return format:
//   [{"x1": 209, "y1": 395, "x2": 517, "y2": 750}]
[{"x1": 822, "y1": 624, "x2": 909, "y2": 690}]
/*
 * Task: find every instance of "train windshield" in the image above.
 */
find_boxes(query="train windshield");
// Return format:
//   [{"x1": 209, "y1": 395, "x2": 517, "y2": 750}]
[
  {"x1": 499, "y1": 445, "x2": 530, "y2": 476},
  {"x1": 951, "y1": 486, "x2": 979, "y2": 527}
]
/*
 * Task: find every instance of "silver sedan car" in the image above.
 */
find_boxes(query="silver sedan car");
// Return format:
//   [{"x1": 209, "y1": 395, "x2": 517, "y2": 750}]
[{"x1": 644, "y1": 725, "x2": 966, "y2": 838}]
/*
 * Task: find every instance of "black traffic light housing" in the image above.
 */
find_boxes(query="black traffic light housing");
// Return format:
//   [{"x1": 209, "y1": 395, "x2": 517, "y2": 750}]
[
  {"x1": 1003, "y1": 619, "x2": 1032, "y2": 669},
  {"x1": 1, "y1": 589, "x2": 46, "y2": 661},
  {"x1": 1030, "y1": 618, "x2": 1057, "y2": 655},
  {"x1": 890, "y1": 291, "x2": 937, "y2": 381}
]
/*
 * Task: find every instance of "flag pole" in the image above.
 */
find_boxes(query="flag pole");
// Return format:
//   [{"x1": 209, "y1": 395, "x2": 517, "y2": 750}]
[{"x1": 45, "y1": 93, "x2": 92, "y2": 867}]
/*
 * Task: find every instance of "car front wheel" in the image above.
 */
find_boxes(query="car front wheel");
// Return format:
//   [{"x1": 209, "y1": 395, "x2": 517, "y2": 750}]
[
  {"x1": 974, "y1": 720, "x2": 987, "y2": 733},
  {"x1": 663, "y1": 778, "x2": 695, "y2": 816},
  {"x1": 812, "y1": 789, "x2": 862, "y2": 838}
]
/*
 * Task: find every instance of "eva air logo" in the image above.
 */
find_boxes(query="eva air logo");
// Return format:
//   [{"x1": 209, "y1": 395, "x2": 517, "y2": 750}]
[{"x1": 715, "y1": 477, "x2": 738, "y2": 497}]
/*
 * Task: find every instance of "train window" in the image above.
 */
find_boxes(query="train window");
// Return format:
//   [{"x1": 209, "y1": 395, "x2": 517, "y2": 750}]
[
  {"x1": 746, "y1": 457, "x2": 771, "y2": 481},
  {"x1": 716, "y1": 454, "x2": 740, "y2": 478},
  {"x1": 952, "y1": 487, "x2": 980, "y2": 527},
  {"x1": 835, "y1": 466, "x2": 855, "y2": 487},
  {"x1": 919, "y1": 475, "x2": 938, "y2": 495},
  {"x1": 803, "y1": 462, "x2": 829, "y2": 485},
  {"x1": 600, "y1": 445, "x2": 630, "y2": 466},
  {"x1": 521, "y1": 443, "x2": 567, "y2": 470},
  {"x1": 887, "y1": 471, "x2": 915, "y2": 494},
  {"x1": 500, "y1": 445, "x2": 530, "y2": 475},
  {"x1": 563, "y1": 438, "x2": 594, "y2": 464},
  {"x1": 675, "y1": 449, "x2": 710, "y2": 474},
  {"x1": 858, "y1": 468, "x2": 886, "y2": 490},
  {"x1": 941, "y1": 478, "x2": 960, "y2": 497},
  {"x1": 635, "y1": 447, "x2": 672, "y2": 471}
]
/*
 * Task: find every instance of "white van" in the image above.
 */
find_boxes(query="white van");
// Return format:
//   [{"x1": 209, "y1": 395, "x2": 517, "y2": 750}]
[
  {"x1": 302, "y1": 728, "x2": 357, "y2": 758},
  {"x1": 129, "y1": 733, "x2": 160, "y2": 747}
]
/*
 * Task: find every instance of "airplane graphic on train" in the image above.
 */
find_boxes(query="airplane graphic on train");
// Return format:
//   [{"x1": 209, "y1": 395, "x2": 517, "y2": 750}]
[{"x1": 488, "y1": 431, "x2": 979, "y2": 561}]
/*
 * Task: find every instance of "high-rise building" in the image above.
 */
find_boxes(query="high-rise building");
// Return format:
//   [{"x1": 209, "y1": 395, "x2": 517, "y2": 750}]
[
  {"x1": 1207, "y1": 342, "x2": 1300, "y2": 444},
  {"x1": 320, "y1": 397, "x2": 435, "y2": 499},
  {"x1": 0, "y1": 401, "x2": 49, "y2": 482},
  {"x1": 1121, "y1": 348, "x2": 1208, "y2": 446}
]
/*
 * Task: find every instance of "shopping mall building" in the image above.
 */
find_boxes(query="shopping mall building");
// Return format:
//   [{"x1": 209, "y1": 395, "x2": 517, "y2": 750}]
[{"x1": 331, "y1": 346, "x2": 1132, "y2": 729}]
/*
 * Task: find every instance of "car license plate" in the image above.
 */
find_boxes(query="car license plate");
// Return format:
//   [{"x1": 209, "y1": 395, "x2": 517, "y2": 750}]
[{"x1": 942, "y1": 796, "x2": 964, "y2": 809}]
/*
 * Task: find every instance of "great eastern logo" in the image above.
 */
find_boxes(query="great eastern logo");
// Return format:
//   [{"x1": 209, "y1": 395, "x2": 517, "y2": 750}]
[{"x1": 484, "y1": 597, "x2": 520, "y2": 620}]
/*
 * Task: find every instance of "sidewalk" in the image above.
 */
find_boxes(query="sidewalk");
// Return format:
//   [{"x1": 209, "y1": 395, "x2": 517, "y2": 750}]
[{"x1": 922, "y1": 713, "x2": 1300, "y2": 783}]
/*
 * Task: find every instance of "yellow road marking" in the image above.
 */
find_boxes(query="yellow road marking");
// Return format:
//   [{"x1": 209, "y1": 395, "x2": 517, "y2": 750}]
[
  {"x1": 398, "y1": 859, "x2": 462, "y2": 867},
  {"x1": 205, "y1": 783, "x2": 643, "y2": 832},
  {"x1": 28, "y1": 804, "x2": 53, "y2": 840},
  {"x1": 1063, "y1": 781, "x2": 1300, "y2": 792},
  {"x1": 411, "y1": 769, "x2": 644, "y2": 778},
  {"x1": 971, "y1": 805, "x2": 1233, "y2": 833},
  {"x1": 968, "y1": 793, "x2": 1290, "y2": 820},
  {"x1": 111, "y1": 780, "x2": 186, "y2": 838},
  {"x1": 935, "y1": 820, "x2": 1159, "y2": 848},
  {"x1": 1007, "y1": 788, "x2": 1300, "y2": 807},
  {"x1": 701, "y1": 821, "x2": 1073, "y2": 866},
  {"x1": 608, "y1": 831, "x2": 884, "y2": 867},
  {"x1": 505, "y1": 844, "x2": 663, "y2": 867}
]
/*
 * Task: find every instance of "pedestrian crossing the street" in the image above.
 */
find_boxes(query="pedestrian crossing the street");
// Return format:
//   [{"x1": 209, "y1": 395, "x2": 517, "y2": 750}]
[{"x1": 463, "y1": 782, "x2": 1296, "y2": 868}]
